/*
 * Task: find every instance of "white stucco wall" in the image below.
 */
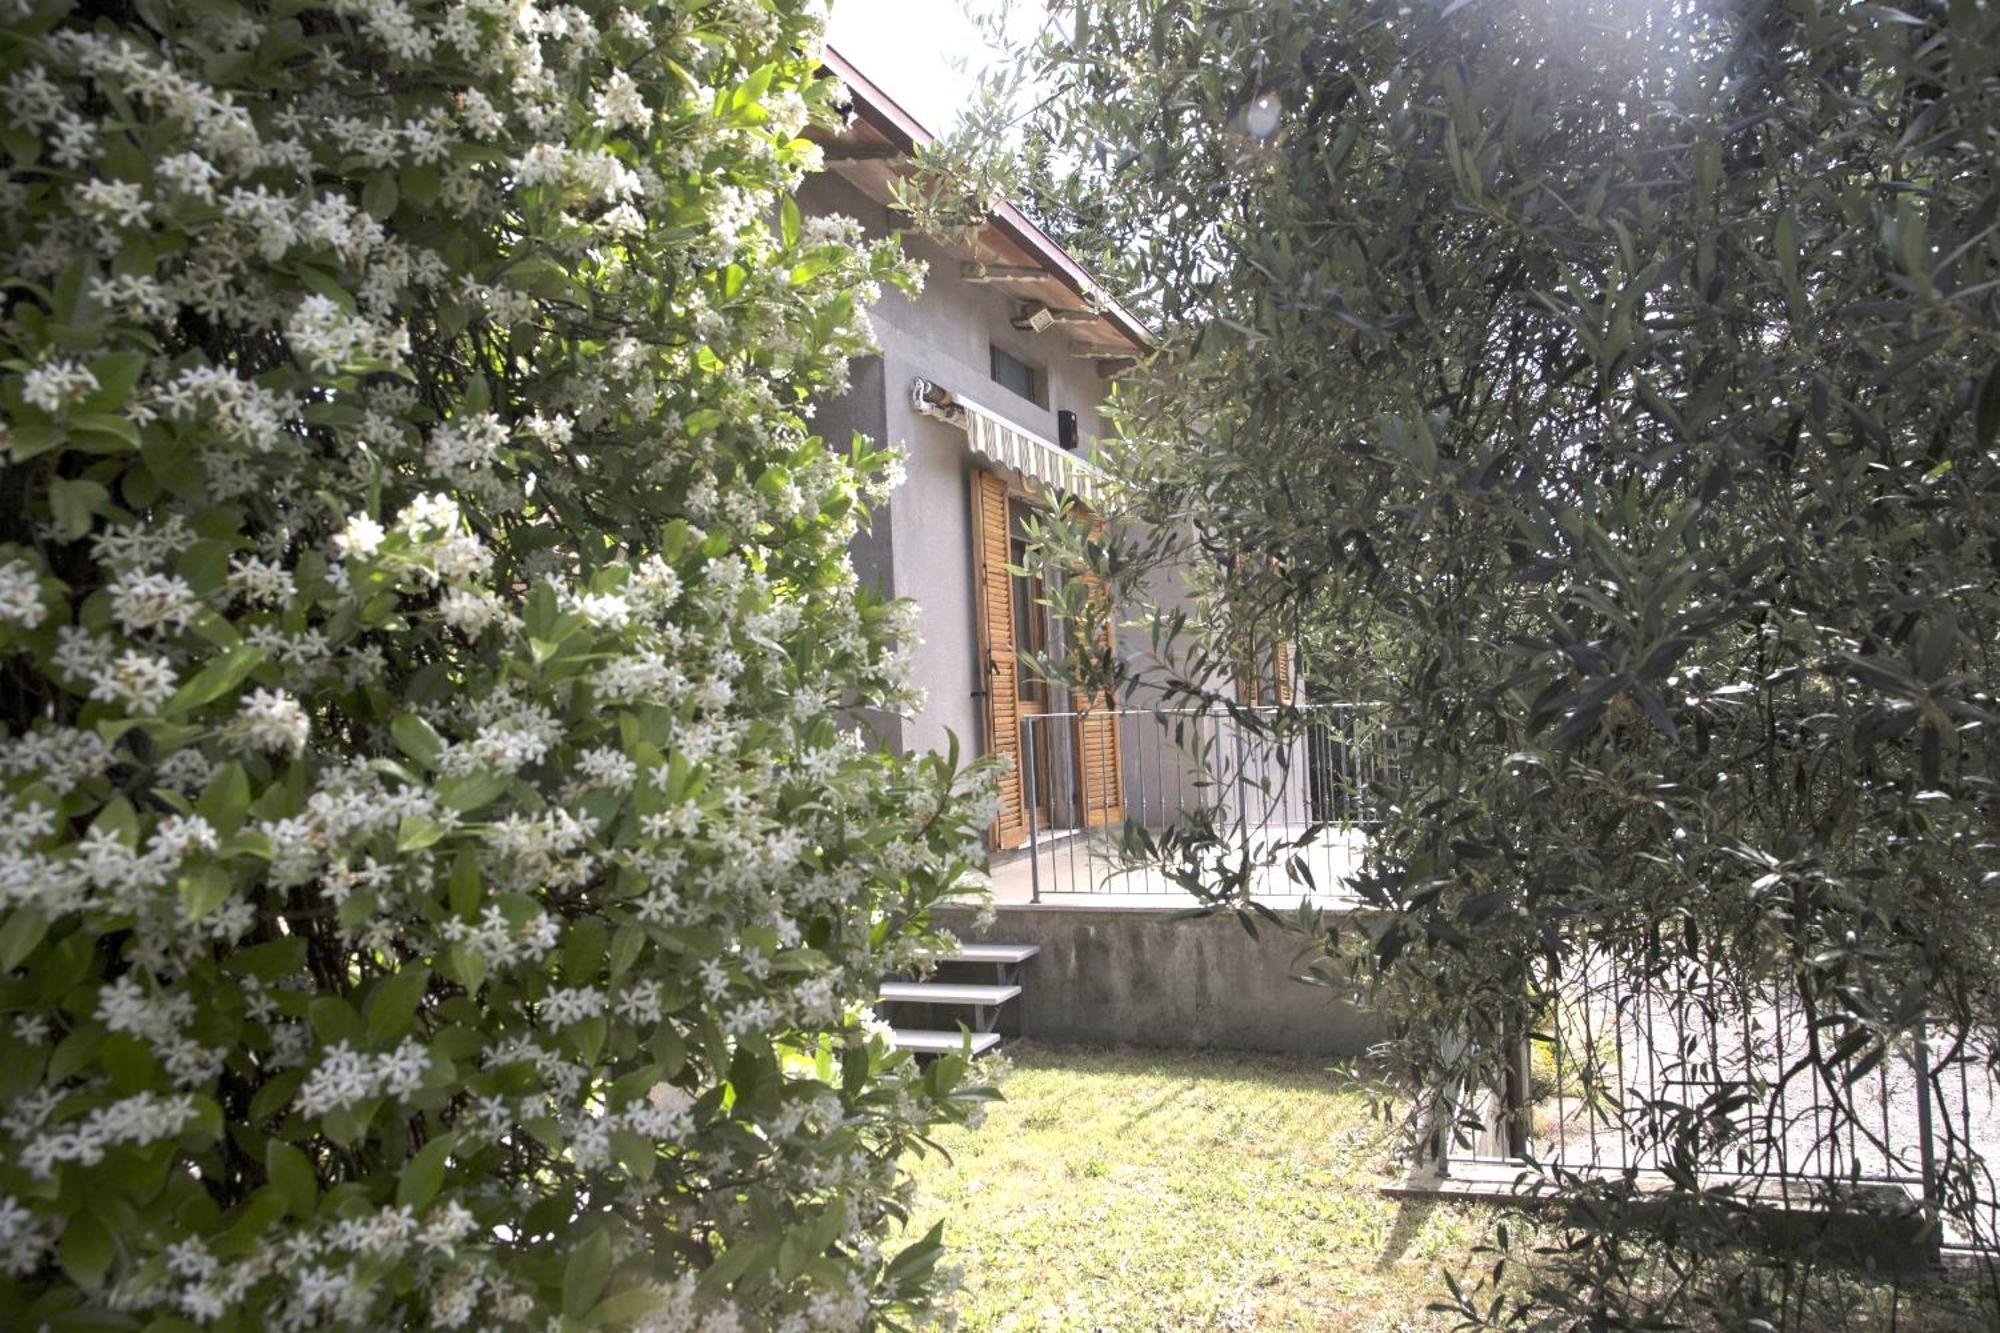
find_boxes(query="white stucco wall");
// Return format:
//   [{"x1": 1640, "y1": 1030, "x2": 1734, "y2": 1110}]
[{"x1": 797, "y1": 171, "x2": 1124, "y2": 762}]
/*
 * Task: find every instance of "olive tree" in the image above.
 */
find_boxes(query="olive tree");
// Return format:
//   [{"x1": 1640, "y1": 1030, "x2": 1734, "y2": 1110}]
[
  {"x1": 988, "y1": 0, "x2": 2000, "y2": 1321},
  {"x1": 0, "y1": 0, "x2": 995, "y2": 1327}
]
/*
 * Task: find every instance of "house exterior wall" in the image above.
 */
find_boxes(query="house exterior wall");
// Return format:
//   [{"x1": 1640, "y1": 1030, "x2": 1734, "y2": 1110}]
[
  {"x1": 797, "y1": 171, "x2": 1122, "y2": 762},
  {"x1": 799, "y1": 172, "x2": 1316, "y2": 887}
]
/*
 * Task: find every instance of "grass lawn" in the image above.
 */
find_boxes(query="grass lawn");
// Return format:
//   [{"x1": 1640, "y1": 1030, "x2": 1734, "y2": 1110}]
[
  {"x1": 901, "y1": 1043, "x2": 1487, "y2": 1332},
  {"x1": 900, "y1": 1042, "x2": 1997, "y2": 1332}
]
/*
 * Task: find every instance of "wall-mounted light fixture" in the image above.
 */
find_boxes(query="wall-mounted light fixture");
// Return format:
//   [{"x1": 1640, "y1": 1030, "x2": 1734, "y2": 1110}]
[{"x1": 1011, "y1": 301, "x2": 1057, "y2": 334}]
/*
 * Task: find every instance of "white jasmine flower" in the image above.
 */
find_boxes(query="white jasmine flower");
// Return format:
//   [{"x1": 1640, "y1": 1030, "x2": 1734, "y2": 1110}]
[
  {"x1": 89, "y1": 649, "x2": 177, "y2": 714},
  {"x1": 0, "y1": 560, "x2": 46, "y2": 627},
  {"x1": 107, "y1": 568, "x2": 200, "y2": 635},
  {"x1": 21, "y1": 359, "x2": 97, "y2": 413},
  {"x1": 230, "y1": 688, "x2": 309, "y2": 755},
  {"x1": 335, "y1": 513, "x2": 386, "y2": 558}
]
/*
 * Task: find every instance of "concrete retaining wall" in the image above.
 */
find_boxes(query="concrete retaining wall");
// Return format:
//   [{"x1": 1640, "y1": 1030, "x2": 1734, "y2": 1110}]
[{"x1": 933, "y1": 905, "x2": 1383, "y2": 1058}]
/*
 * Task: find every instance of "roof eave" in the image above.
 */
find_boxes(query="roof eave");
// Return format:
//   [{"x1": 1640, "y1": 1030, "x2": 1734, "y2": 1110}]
[{"x1": 820, "y1": 45, "x2": 1155, "y2": 357}]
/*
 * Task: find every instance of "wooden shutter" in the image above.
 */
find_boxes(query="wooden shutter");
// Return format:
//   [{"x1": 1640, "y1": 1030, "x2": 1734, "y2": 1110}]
[
  {"x1": 1274, "y1": 640, "x2": 1293, "y2": 706},
  {"x1": 1070, "y1": 570, "x2": 1125, "y2": 829},
  {"x1": 970, "y1": 470, "x2": 1026, "y2": 849},
  {"x1": 1234, "y1": 630, "x2": 1261, "y2": 707}
]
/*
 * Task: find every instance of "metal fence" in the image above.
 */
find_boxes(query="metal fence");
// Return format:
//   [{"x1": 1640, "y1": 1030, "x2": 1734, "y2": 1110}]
[
  {"x1": 1003, "y1": 702, "x2": 1402, "y2": 901},
  {"x1": 1435, "y1": 946, "x2": 2000, "y2": 1258}
]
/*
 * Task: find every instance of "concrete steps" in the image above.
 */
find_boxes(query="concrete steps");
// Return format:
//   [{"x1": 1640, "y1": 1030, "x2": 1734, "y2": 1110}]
[
  {"x1": 879, "y1": 981, "x2": 1022, "y2": 1007},
  {"x1": 890, "y1": 1029, "x2": 1004, "y2": 1057},
  {"x1": 945, "y1": 943, "x2": 1041, "y2": 966},
  {"x1": 884, "y1": 943, "x2": 1038, "y2": 1057}
]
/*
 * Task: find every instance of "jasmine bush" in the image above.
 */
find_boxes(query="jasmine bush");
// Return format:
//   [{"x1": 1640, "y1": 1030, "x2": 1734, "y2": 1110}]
[{"x1": 0, "y1": 0, "x2": 996, "y2": 1327}]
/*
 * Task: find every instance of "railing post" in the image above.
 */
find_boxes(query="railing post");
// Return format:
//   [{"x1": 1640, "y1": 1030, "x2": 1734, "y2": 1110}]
[
  {"x1": 1502, "y1": 1025, "x2": 1532, "y2": 1159},
  {"x1": 1232, "y1": 712, "x2": 1249, "y2": 836},
  {"x1": 1023, "y1": 717, "x2": 1041, "y2": 904},
  {"x1": 1913, "y1": 1020, "x2": 1943, "y2": 1264}
]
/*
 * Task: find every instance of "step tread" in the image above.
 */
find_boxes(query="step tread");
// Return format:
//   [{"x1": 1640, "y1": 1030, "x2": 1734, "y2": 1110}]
[
  {"x1": 880, "y1": 980, "x2": 1022, "y2": 1007},
  {"x1": 890, "y1": 1028, "x2": 1003, "y2": 1056},
  {"x1": 944, "y1": 943, "x2": 1041, "y2": 965}
]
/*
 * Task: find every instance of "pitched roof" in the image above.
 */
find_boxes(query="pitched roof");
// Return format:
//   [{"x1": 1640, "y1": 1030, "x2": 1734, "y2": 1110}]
[{"x1": 816, "y1": 46, "x2": 1153, "y2": 360}]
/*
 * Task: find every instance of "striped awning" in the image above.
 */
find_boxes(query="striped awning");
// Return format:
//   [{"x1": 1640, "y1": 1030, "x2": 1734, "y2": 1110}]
[{"x1": 912, "y1": 378, "x2": 1103, "y2": 504}]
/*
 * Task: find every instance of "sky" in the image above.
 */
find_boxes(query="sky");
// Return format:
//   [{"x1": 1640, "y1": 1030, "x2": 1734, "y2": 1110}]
[{"x1": 825, "y1": 0, "x2": 1047, "y2": 136}]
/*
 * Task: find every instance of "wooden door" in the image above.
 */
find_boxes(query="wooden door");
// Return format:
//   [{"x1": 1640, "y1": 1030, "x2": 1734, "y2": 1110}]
[
  {"x1": 970, "y1": 469, "x2": 1027, "y2": 849},
  {"x1": 1010, "y1": 530, "x2": 1060, "y2": 833},
  {"x1": 1069, "y1": 568, "x2": 1125, "y2": 828}
]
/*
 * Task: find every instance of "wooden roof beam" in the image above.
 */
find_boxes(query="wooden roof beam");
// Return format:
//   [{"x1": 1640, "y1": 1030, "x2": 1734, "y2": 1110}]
[
  {"x1": 962, "y1": 261, "x2": 1053, "y2": 284},
  {"x1": 821, "y1": 140, "x2": 906, "y2": 161}
]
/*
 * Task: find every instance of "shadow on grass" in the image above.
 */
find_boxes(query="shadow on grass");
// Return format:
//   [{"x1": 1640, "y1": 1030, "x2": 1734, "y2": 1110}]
[
  {"x1": 1008, "y1": 1040, "x2": 1393, "y2": 1099},
  {"x1": 1378, "y1": 1198, "x2": 1437, "y2": 1269},
  {"x1": 1116, "y1": 1078, "x2": 1203, "y2": 1132}
]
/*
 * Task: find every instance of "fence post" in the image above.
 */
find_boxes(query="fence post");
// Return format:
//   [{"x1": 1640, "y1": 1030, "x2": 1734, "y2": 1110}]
[
  {"x1": 1913, "y1": 1021, "x2": 1943, "y2": 1264},
  {"x1": 1023, "y1": 718, "x2": 1041, "y2": 904},
  {"x1": 1502, "y1": 1026, "x2": 1532, "y2": 1159}
]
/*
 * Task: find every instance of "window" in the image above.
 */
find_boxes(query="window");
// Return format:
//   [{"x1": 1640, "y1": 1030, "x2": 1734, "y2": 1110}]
[{"x1": 990, "y1": 344, "x2": 1045, "y2": 407}]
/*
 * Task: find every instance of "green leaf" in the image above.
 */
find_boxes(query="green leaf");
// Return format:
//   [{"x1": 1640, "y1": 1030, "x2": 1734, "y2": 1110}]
[
  {"x1": 85, "y1": 351, "x2": 148, "y2": 408},
  {"x1": 249, "y1": 1068, "x2": 305, "y2": 1122},
  {"x1": 448, "y1": 851, "x2": 483, "y2": 917},
  {"x1": 266, "y1": 1140, "x2": 318, "y2": 1218},
  {"x1": 697, "y1": 1236, "x2": 769, "y2": 1300},
  {"x1": 166, "y1": 644, "x2": 267, "y2": 717},
  {"x1": 1977, "y1": 364, "x2": 2000, "y2": 450},
  {"x1": 365, "y1": 964, "x2": 431, "y2": 1044},
  {"x1": 197, "y1": 762, "x2": 252, "y2": 836},
  {"x1": 49, "y1": 476, "x2": 109, "y2": 539},
  {"x1": 71, "y1": 412, "x2": 140, "y2": 449},
  {"x1": 396, "y1": 814, "x2": 446, "y2": 852},
  {"x1": 401, "y1": 164, "x2": 442, "y2": 208},
  {"x1": 395, "y1": 1131, "x2": 455, "y2": 1210},
  {"x1": 391, "y1": 713, "x2": 446, "y2": 769},
  {"x1": 562, "y1": 1228, "x2": 614, "y2": 1318},
  {"x1": 308, "y1": 996, "x2": 364, "y2": 1045},
  {"x1": 178, "y1": 538, "x2": 233, "y2": 596},
  {"x1": 611, "y1": 1129, "x2": 657, "y2": 1183},
  {"x1": 178, "y1": 863, "x2": 233, "y2": 921},
  {"x1": 0, "y1": 907, "x2": 50, "y2": 970},
  {"x1": 778, "y1": 1201, "x2": 846, "y2": 1283},
  {"x1": 592, "y1": 1286, "x2": 670, "y2": 1325},
  {"x1": 883, "y1": 1220, "x2": 945, "y2": 1290},
  {"x1": 652, "y1": 1023, "x2": 687, "y2": 1078},
  {"x1": 564, "y1": 916, "x2": 608, "y2": 983},
  {"x1": 442, "y1": 943, "x2": 486, "y2": 993},
  {"x1": 364, "y1": 170, "x2": 400, "y2": 221},
  {"x1": 569, "y1": 1014, "x2": 607, "y2": 1066},
  {"x1": 439, "y1": 771, "x2": 508, "y2": 813},
  {"x1": 607, "y1": 925, "x2": 645, "y2": 980},
  {"x1": 57, "y1": 1209, "x2": 115, "y2": 1289}
]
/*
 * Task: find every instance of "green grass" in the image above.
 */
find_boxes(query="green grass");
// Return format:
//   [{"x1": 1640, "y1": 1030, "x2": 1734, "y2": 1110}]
[
  {"x1": 901, "y1": 1043, "x2": 1490, "y2": 1332},
  {"x1": 901, "y1": 1043, "x2": 1995, "y2": 1332}
]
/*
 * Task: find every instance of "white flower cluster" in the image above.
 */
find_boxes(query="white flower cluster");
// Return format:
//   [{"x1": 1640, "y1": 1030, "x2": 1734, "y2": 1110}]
[
  {"x1": 229, "y1": 687, "x2": 311, "y2": 755},
  {"x1": 0, "y1": 725, "x2": 112, "y2": 794},
  {"x1": 96, "y1": 975, "x2": 226, "y2": 1086},
  {"x1": 20, "y1": 358, "x2": 96, "y2": 412},
  {"x1": 16, "y1": 1091, "x2": 200, "y2": 1178},
  {"x1": 0, "y1": 560, "x2": 45, "y2": 628},
  {"x1": 286, "y1": 294, "x2": 409, "y2": 374},
  {"x1": 297, "y1": 1039, "x2": 433, "y2": 1116},
  {"x1": 0, "y1": 0, "x2": 995, "y2": 1326}
]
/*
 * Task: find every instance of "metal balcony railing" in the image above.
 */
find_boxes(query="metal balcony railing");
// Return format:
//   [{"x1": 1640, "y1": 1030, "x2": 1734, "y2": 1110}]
[{"x1": 1002, "y1": 702, "x2": 1402, "y2": 902}]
